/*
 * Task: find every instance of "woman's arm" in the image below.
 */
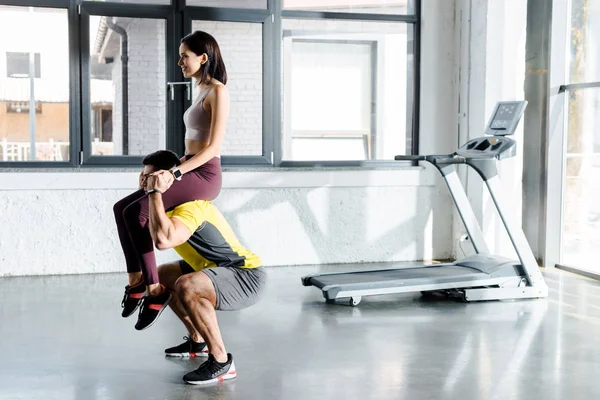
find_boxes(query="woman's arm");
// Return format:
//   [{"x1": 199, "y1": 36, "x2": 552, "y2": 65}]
[{"x1": 177, "y1": 84, "x2": 230, "y2": 175}]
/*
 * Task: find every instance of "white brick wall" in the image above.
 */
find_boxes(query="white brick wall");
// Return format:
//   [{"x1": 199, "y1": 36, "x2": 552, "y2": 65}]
[
  {"x1": 126, "y1": 18, "x2": 167, "y2": 156},
  {"x1": 0, "y1": 169, "x2": 451, "y2": 277},
  {"x1": 192, "y1": 20, "x2": 263, "y2": 156}
]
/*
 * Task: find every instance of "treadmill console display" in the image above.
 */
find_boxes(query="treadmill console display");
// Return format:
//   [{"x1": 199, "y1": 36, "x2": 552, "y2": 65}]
[
  {"x1": 456, "y1": 136, "x2": 516, "y2": 160},
  {"x1": 484, "y1": 101, "x2": 527, "y2": 136}
]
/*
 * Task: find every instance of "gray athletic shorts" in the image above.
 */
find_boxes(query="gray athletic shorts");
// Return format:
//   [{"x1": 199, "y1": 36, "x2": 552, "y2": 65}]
[{"x1": 179, "y1": 260, "x2": 267, "y2": 311}]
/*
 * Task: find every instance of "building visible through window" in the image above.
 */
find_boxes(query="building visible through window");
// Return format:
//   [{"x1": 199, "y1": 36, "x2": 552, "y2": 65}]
[
  {"x1": 6, "y1": 101, "x2": 42, "y2": 114},
  {"x1": 6, "y1": 52, "x2": 41, "y2": 78}
]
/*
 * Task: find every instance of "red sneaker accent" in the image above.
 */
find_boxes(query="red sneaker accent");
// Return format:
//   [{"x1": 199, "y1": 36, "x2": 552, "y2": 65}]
[
  {"x1": 129, "y1": 292, "x2": 144, "y2": 299},
  {"x1": 148, "y1": 303, "x2": 163, "y2": 311}
]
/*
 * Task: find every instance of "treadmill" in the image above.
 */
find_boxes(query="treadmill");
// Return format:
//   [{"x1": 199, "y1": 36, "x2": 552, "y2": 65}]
[{"x1": 302, "y1": 101, "x2": 548, "y2": 306}]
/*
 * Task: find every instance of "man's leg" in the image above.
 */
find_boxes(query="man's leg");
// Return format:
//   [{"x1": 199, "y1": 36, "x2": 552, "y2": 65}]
[
  {"x1": 158, "y1": 262, "x2": 208, "y2": 357},
  {"x1": 174, "y1": 266, "x2": 266, "y2": 385},
  {"x1": 173, "y1": 272, "x2": 227, "y2": 362},
  {"x1": 174, "y1": 271, "x2": 236, "y2": 385}
]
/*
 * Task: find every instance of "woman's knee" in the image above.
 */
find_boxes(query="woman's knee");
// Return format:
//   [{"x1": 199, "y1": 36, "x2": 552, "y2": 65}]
[
  {"x1": 113, "y1": 197, "x2": 129, "y2": 217},
  {"x1": 158, "y1": 262, "x2": 183, "y2": 290},
  {"x1": 114, "y1": 190, "x2": 145, "y2": 217},
  {"x1": 122, "y1": 201, "x2": 142, "y2": 224}
]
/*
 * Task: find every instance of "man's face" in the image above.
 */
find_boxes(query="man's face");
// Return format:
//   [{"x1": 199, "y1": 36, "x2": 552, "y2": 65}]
[
  {"x1": 143, "y1": 165, "x2": 156, "y2": 176},
  {"x1": 140, "y1": 165, "x2": 156, "y2": 189}
]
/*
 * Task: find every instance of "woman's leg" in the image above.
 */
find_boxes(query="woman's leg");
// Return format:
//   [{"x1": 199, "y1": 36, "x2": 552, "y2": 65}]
[
  {"x1": 113, "y1": 189, "x2": 146, "y2": 286},
  {"x1": 122, "y1": 158, "x2": 223, "y2": 290}
]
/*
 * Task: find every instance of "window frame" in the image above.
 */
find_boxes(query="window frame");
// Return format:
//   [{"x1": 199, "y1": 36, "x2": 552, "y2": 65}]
[
  {"x1": 279, "y1": 4, "x2": 420, "y2": 167},
  {"x1": 282, "y1": 38, "x2": 377, "y2": 162},
  {"x1": 183, "y1": 6, "x2": 273, "y2": 166},
  {"x1": 0, "y1": 0, "x2": 79, "y2": 168},
  {"x1": 79, "y1": 2, "x2": 175, "y2": 166},
  {"x1": 0, "y1": 0, "x2": 420, "y2": 169}
]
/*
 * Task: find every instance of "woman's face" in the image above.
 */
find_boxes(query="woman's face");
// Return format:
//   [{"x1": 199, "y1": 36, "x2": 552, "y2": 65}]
[{"x1": 178, "y1": 43, "x2": 205, "y2": 79}]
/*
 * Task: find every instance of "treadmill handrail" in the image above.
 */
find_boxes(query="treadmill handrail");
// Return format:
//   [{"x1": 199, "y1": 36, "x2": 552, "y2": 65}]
[
  {"x1": 395, "y1": 154, "x2": 495, "y2": 165},
  {"x1": 394, "y1": 155, "x2": 426, "y2": 161}
]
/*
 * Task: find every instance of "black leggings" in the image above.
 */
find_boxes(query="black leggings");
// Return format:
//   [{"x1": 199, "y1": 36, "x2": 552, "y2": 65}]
[{"x1": 113, "y1": 156, "x2": 222, "y2": 285}]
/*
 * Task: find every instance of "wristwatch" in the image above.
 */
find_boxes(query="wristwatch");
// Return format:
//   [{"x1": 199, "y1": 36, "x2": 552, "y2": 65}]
[{"x1": 170, "y1": 167, "x2": 183, "y2": 181}]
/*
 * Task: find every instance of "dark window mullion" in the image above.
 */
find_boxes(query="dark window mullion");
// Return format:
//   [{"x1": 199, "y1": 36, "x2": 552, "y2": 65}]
[
  {"x1": 0, "y1": 0, "x2": 69, "y2": 7},
  {"x1": 262, "y1": 9, "x2": 274, "y2": 165},
  {"x1": 79, "y1": 7, "x2": 93, "y2": 164},
  {"x1": 183, "y1": 6, "x2": 270, "y2": 22},
  {"x1": 270, "y1": 0, "x2": 282, "y2": 166},
  {"x1": 85, "y1": 155, "x2": 144, "y2": 165},
  {"x1": 281, "y1": 10, "x2": 418, "y2": 22},
  {"x1": 411, "y1": 0, "x2": 421, "y2": 156},
  {"x1": 69, "y1": 1, "x2": 81, "y2": 167},
  {"x1": 167, "y1": 4, "x2": 185, "y2": 156},
  {"x1": 78, "y1": 3, "x2": 173, "y2": 19}
]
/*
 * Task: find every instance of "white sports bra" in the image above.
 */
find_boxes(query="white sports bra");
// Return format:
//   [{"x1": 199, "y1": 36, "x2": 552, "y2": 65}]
[{"x1": 183, "y1": 87, "x2": 213, "y2": 142}]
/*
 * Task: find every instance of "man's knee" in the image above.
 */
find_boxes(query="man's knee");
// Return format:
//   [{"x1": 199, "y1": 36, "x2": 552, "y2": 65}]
[{"x1": 174, "y1": 273, "x2": 212, "y2": 303}]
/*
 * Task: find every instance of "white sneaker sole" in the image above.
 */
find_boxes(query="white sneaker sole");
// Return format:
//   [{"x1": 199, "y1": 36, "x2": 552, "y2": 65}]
[
  {"x1": 165, "y1": 350, "x2": 209, "y2": 358},
  {"x1": 183, "y1": 363, "x2": 237, "y2": 385}
]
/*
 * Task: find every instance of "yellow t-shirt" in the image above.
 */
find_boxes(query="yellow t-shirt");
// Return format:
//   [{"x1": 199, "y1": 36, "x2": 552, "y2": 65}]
[{"x1": 165, "y1": 200, "x2": 262, "y2": 271}]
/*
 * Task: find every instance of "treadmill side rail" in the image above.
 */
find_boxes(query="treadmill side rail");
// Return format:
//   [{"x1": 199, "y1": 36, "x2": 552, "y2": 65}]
[
  {"x1": 320, "y1": 276, "x2": 518, "y2": 301},
  {"x1": 464, "y1": 286, "x2": 549, "y2": 301}
]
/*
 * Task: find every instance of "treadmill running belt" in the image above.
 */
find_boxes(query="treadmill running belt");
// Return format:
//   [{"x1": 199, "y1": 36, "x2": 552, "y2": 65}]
[{"x1": 308, "y1": 266, "x2": 489, "y2": 286}]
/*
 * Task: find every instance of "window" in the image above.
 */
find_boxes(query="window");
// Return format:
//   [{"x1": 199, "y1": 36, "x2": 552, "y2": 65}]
[
  {"x1": 87, "y1": 15, "x2": 167, "y2": 157},
  {"x1": 559, "y1": 0, "x2": 600, "y2": 271},
  {"x1": 6, "y1": 52, "x2": 41, "y2": 78},
  {"x1": 191, "y1": 20, "x2": 264, "y2": 156},
  {"x1": 0, "y1": 1, "x2": 420, "y2": 167},
  {"x1": 282, "y1": 18, "x2": 411, "y2": 162},
  {"x1": 0, "y1": 6, "x2": 69, "y2": 163}
]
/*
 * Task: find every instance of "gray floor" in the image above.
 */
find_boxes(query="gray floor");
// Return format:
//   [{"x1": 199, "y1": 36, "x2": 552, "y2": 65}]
[{"x1": 1, "y1": 264, "x2": 600, "y2": 400}]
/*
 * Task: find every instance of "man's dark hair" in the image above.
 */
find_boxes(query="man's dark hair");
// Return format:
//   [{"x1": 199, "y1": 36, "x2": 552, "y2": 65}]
[{"x1": 142, "y1": 150, "x2": 181, "y2": 171}]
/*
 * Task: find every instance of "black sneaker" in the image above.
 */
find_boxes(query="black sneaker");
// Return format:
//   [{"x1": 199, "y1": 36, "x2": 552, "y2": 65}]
[
  {"x1": 134, "y1": 285, "x2": 172, "y2": 331},
  {"x1": 121, "y1": 281, "x2": 145, "y2": 318},
  {"x1": 183, "y1": 354, "x2": 237, "y2": 385},
  {"x1": 165, "y1": 336, "x2": 209, "y2": 358}
]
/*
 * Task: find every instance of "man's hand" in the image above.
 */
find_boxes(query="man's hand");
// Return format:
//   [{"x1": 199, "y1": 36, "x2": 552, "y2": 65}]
[
  {"x1": 139, "y1": 171, "x2": 149, "y2": 190},
  {"x1": 146, "y1": 170, "x2": 174, "y2": 193}
]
